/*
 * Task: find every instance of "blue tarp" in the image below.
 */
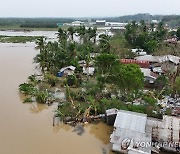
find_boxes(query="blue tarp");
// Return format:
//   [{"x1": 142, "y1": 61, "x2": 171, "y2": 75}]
[{"x1": 57, "y1": 71, "x2": 64, "y2": 77}]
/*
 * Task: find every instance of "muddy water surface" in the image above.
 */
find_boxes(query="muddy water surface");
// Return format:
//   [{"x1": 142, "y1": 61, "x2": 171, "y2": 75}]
[{"x1": 0, "y1": 43, "x2": 113, "y2": 154}]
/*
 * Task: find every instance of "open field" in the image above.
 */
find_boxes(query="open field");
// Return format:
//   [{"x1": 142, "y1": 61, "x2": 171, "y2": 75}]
[
  {"x1": 0, "y1": 35, "x2": 41, "y2": 43},
  {"x1": 0, "y1": 26, "x2": 59, "y2": 31}
]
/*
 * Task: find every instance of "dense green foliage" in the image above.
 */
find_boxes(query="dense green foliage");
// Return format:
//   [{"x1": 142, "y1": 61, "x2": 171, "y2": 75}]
[
  {"x1": 109, "y1": 64, "x2": 144, "y2": 94},
  {"x1": 0, "y1": 18, "x2": 76, "y2": 29},
  {"x1": 45, "y1": 73, "x2": 59, "y2": 87},
  {"x1": 19, "y1": 83, "x2": 36, "y2": 95},
  {"x1": 19, "y1": 80, "x2": 52, "y2": 104},
  {"x1": 162, "y1": 15, "x2": 180, "y2": 27},
  {"x1": 124, "y1": 21, "x2": 167, "y2": 53},
  {"x1": 20, "y1": 23, "x2": 58, "y2": 28},
  {"x1": 92, "y1": 14, "x2": 163, "y2": 23},
  {"x1": 35, "y1": 90, "x2": 50, "y2": 104},
  {"x1": 95, "y1": 53, "x2": 118, "y2": 74}
]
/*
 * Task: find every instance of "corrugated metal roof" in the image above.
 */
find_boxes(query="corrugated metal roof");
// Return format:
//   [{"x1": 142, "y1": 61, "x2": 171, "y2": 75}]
[
  {"x1": 120, "y1": 59, "x2": 150, "y2": 68},
  {"x1": 114, "y1": 110, "x2": 147, "y2": 133},
  {"x1": 140, "y1": 68, "x2": 158, "y2": 79},
  {"x1": 60, "y1": 66, "x2": 76, "y2": 72},
  {"x1": 157, "y1": 55, "x2": 180, "y2": 65},
  {"x1": 110, "y1": 128, "x2": 151, "y2": 153},
  {"x1": 135, "y1": 55, "x2": 159, "y2": 63},
  {"x1": 147, "y1": 115, "x2": 180, "y2": 143},
  {"x1": 135, "y1": 55, "x2": 180, "y2": 65}
]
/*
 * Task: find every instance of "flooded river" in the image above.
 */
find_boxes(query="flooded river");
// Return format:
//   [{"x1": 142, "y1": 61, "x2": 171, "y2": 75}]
[
  {"x1": 0, "y1": 42, "x2": 113, "y2": 154},
  {"x1": 0, "y1": 30, "x2": 57, "y2": 38}
]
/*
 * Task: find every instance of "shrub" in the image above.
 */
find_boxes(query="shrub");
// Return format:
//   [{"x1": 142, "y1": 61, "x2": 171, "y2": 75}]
[
  {"x1": 35, "y1": 90, "x2": 50, "y2": 104},
  {"x1": 66, "y1": 75, "x2": 78, "y2": 86},
  {"x1": 23, "y1": 97, "x2": 33, "y2": 103},
  {"x1": 45, "y1": 73, "x2": 58, "y2": 87},
  {"x1": 19, "y1": 83, "x2": 36, "y2": 95},
  {"x1": 143, "y1": 95, "x2": 157, "y2": 106}
]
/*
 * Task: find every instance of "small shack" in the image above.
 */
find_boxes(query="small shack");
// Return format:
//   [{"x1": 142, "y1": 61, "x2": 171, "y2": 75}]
[
  {"x1": 83, "y1": 67, "x2": 95, "y2": 76},
  {"x1": 131, "y1": 49, "x2": 147, "y2": 56},
  {"x1": 140, "y1": 68, "x2": 159, "y2": 84},
  {"x1": 57, "y1": 66, "x2": 76, "y2": 77},
  {"x1": 78, "y1": 60, "x2": 87, "y2": 67}
]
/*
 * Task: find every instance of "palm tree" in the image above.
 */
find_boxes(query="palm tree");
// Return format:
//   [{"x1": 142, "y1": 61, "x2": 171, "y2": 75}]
[
  {"x1": 150, "y1": 23, "x2": 155, "y2": 32},
  {"x1": 99, "y1": 34, "x2": 111, "y2": 53},
  {"x1": 92, "y1": 27, "x2": 97, "y2": 44},
  {"x1": 76, "y1": 26, "x2": 86, "y2": 44},
  {"x1": 85, "y1": 52, "x2": 92, "y2": 79},
  {"x1": 87, "y1": 27, "x2": 97, "y2": 44},
  {"x1": 57, "y1": 28, "x2": 67, "y2": 46},
  {"x1": 140, "y1": 20, "x2": 147, "y2": 32},
  {"x1": 34, "y1": 53, "x2": 46, "y2": 74},
  {"x1": 67, "y1": 42, "x2": 77, "y2": 59},
  {"x1": 35, "y1": 37, "x2": 46, "y2": 54},
  {"x1": 67, "y1": 26, "x2": 75, "y2": 41}
]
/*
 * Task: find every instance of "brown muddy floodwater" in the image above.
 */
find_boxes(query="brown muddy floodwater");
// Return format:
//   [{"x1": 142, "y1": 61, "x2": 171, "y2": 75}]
[{"x1": 0, "y1": 43, "x2": 113, "y2": 154}]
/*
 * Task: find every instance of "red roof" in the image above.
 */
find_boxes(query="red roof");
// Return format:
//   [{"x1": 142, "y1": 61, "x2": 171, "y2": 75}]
[{"x1": 120, "y1": 59, "x2": 150, "y2": 68}]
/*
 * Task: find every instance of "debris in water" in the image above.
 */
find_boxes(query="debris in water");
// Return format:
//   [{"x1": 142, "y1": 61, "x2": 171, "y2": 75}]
[{"x1": 72, "y1": 125, "x2": 85, "y2": 136}]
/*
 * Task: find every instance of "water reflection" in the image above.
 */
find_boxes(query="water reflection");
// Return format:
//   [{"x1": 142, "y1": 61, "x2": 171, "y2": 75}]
[
  {"x1": 29, "y1": 102, "x2": 48, "y2": 113},
  {"x1": 89, "y1": 122, "x2": 113, "y2": 145},
  {"x1": 0, "y1": 30, "x2": 57, "y2": 39},
  {"x1": 53, "y1": 122, "x2": 72, "y2": 133}
]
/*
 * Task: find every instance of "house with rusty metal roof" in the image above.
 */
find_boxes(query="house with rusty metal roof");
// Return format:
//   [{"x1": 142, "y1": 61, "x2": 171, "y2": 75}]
[{"x1": 120, "y1": 59, "x2": 150, "y2": 68}]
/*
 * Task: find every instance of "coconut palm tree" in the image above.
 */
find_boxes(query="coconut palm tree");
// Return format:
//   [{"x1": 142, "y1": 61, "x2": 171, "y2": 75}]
[
  {"x1": 76, "y1": 26, "x2": 86, "y2": 44},
  {"x1": 35, "y1": 37, "x2": 46, "y2": 54},
  {"x1": 150, "y1": 23, "x2": 155, "y2": 32},
  {"x1": 99, "y1": 34, "x2": 111, "y2": 53},
  {"x1": 34, "y1": 53, "x2": 46, "y2": 74},
  {"x1": 57, "y1": 28, "x2": 67, "y2": 46},
  {"x1": 140, "y1": 20, "x2": 147, "y2": 32},
  {"x1": 67, "y1": 42, "x2": 77, "y2": 59},
  {"x1": 67, "y1": 26, "x2": 75, "y2": 41},
  {"x1": 91, "y1": 27, "x2": 97, "y2": 44},
  {"x1": 87, "y1": 27, "x2": 97, "y2": 44}
]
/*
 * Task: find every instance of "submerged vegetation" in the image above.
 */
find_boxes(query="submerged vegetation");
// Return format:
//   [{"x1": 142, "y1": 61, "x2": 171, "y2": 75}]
[
  {"x1": 0, "y1": 35, "x2": 41, "y2": 43},
  {"x1": 19, "y1": 21, "x2": 180, "y2": 124}
]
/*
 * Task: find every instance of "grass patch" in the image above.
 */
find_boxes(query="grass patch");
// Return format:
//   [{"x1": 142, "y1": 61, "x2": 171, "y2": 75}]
[{"x1": 0, "y1": 35, "x2": 42, "y2": 43}]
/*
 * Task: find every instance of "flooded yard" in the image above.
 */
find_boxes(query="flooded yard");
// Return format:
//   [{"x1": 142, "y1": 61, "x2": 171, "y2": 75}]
[{"x1": 0, "y1": 42, "x2": 113, "y2": 154}]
